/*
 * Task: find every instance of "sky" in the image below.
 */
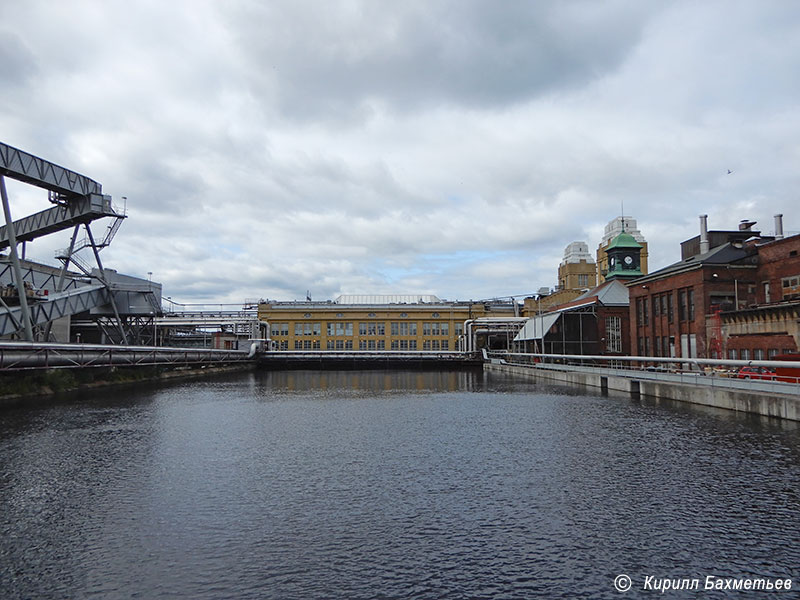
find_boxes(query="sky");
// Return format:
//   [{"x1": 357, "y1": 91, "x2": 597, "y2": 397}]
[{"x1": 2, "y1": 0, "x2": 799, "y2": 306}]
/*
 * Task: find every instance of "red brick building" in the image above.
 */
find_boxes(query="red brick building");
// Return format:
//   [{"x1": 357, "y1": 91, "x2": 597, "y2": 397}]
[
  {"x1": 721, "y1": 233, "x2": 800, "y2": 359},
  {"x1": 628, "y1": 217, "x2": 800, "y2": 359}
]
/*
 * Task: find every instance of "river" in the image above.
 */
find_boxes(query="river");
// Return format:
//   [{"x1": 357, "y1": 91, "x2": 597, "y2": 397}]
[{"x1": 1, "y1": 369, "x2": 798, "y2": 599}]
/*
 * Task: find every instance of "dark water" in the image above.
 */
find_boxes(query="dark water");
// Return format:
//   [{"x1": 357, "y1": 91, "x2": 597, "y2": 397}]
[{"x1": 1, "y1": 370, "x2": 799, "y2": 599}]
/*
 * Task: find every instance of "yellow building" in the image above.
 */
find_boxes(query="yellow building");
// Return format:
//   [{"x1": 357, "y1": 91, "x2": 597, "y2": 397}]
[
  {"x1": 558, "y1": 241, "x2": 597, "y2": 291},
  {"x1": 597, "y1": 216, "x2": 648, "y2": 283},
  {"x1": 523, "y1": 242, "x2": 597, "y2": 316},
  {"x1": 258, "y1": 295, "x2": 517, "y2": 351}
]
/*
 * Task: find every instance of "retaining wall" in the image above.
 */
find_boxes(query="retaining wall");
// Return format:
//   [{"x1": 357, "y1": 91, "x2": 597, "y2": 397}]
[{"x1": 485, "y1": 362, "x2": 800, "y2": 421}]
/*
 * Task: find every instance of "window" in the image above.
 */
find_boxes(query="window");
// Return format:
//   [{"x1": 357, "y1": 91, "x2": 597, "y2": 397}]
[
  {"x1": 781, "y1": 275, "x2": 800, "y2": 300},
  {"x1": 441, "y1": 340, "x2": 448, "y2": 350},
  {"x1": 391, "y1": 340, "x2": 399, "y2": 350},
  {"x1": 328, "y1": 322, "x2": 353, "y2": 336},
  {"x1": 359, "y1": 340, "x2": 367, "y2": 350},
  {"x1": 454, "y1": 323, "x2": 463, "y2": 336},
  {"x1": 440, "y1": 323, "x2": 449, "y2": 336},
  {"x1": 295, "y1": 323, "x2": 303, "y2": 336},
  {"x1": 431, "y1": 340, "x2": 440, "y2": 350},
  {"x1": 667, "y1": 293, "x2": 673, "y2": 323},
  {"x1": 391, "y1": 322, "x2": 399, "y2": 336},
  {"x1": 753, "y1": 349, "x2": 764, "y2": 360},
  {"x1": 728, "y1": 349, "x2": 737, "y2": 360},
  {"x1": 578, "y1": 274, "x2": 589, "y2": 287},
  {"x1": 679, "y1": 290, "x2": 687, "y2": 321},
  {"x1": 687, "y1": 288, "x2": 695, "y2": 321},
  {"x1": 399, "y1": 340, "x2": 409, "y2": 350},
  {"x1": 660, "y1": 295, "x2": 667, "y2": 317},
  {"x1": 423, "y1": 340, "x2": 431, "y2": 350},
  {"x1": 345, "y1": 340, "x2": 353, "y2": 350},
  {"x1": 279, "y1": 340, "x2": 288, "y2": 350},
  {"x1": 741, "y1": 348, "x2": 750, "y2": 360},
  {"x1": 605, "y1": 316, "x2": 622, "y2": 353},
  {"x1": 271, "y1": 323, "x2": 289, "y2": 336},
  {"x1": 312, "y1": 340, "x2": 320, "y2": 350},
  {"x1": 653, "y1": 297, "x2": 659, "y2": 317},
  {"x1": 654, "y1": 336, "x2": 661, "y2": 357},
  {"x1": 769, "y1": 348, "x2": 779, "y2": 359},
  {"x1": 368, "y1": 340, "x2": 376, "y2": 350},
  {"x1": 377, "y1": 340, "x2": 385, "y2": 350},
  {"x1": 359, "y1": 322, "x2": 380, "y2": 336},
  {"x1": 294, "y1": 340, "x2": 303, "y2": 349},
  {"x1": 409, "y1": 340, "x2": 417, "y2": 350},
  {"x1": 662, "y1": 336, "x2": 669, "y2": 357}
]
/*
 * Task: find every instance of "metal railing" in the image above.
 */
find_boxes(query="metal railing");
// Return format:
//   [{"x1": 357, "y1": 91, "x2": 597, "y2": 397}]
[
  {"x1": 0, "y1": 341, "x2": 254, "y2": 371},
  {"x1": 486, "y1": 351, "x2": 800, "y2": 394}
]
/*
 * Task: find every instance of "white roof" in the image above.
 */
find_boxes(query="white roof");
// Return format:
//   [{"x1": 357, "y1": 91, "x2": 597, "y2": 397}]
[
  {"x1": 335, "y1": 294, "x2": 441, "y2": 304},
  {"x1": 513, "y1": 313, "x2": 561, "y2": 341}
]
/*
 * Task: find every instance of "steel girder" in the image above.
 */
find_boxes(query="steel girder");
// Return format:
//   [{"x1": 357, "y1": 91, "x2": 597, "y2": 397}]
[
  {"x1": 0, "y1": 141, "x2": 101, "y2": 199},
  {"x1": 0, "y1": 284, "x2": 110, "y2": 337},
  {"x1": 0, "y1": 194, "x2": 121, "y2": 249}
]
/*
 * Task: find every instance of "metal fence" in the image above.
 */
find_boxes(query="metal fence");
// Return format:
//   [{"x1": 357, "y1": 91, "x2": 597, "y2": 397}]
[{"x1": 487, "y1": 351, "x2": 800, "y2": 395}]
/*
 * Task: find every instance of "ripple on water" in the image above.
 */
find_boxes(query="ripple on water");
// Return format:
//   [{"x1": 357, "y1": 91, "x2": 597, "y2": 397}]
[{"x1": 1, "y1": 370, "x2": 799, "y2": 599}]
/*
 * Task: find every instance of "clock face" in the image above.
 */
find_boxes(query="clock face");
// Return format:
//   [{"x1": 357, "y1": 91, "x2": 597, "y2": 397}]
[
  {"x1": 610, "y1": 257, "x2": 616, "y2": 266},
  {"x1": 624, "y1": 255, "x2": 633, "y2": 265}
]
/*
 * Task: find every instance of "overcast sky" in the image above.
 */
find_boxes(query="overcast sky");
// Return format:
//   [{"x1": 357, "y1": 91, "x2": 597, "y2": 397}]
[{"x1": 2, "y1": 1, "x2": 799, "y2": 305}]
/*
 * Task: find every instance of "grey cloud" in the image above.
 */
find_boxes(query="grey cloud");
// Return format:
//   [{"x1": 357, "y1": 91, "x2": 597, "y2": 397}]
[
  {"x1": 0, "y1": 32, "x2": 37, "y2": 89},
  {"x1": 227, "y1": 0, "x2": 652, "y2": 120}
]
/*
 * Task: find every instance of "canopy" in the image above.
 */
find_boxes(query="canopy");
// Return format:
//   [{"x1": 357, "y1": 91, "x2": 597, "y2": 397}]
[{"x1": 513, "y1": 313, "x2": 561, "y2": 342}]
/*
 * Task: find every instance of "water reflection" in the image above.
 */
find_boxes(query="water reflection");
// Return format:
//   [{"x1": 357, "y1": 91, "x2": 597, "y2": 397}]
[{"x1": 1, "y1": 369, "x2": 798, "y2": 599}]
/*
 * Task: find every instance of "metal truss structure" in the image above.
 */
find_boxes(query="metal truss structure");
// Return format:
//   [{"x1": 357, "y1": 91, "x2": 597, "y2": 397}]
[
  {"x1": 0, "y1": 141, "x2": 102, "y2": 200},
  {"x1": 0, "y1": 284, "x2": 109, "y2": 338},
  {"x1": 0, "y1": 141, "x2": 158, "y2": 343}
]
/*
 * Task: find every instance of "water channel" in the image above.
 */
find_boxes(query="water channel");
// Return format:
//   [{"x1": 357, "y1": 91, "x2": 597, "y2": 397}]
[{"x1": 1, "y1": 369, "x2": 799, "y2": 599}]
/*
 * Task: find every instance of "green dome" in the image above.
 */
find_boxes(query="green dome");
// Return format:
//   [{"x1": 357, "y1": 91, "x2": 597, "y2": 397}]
[{"x1": 606, "y1": 231, "x2": 642, "y2": 250}]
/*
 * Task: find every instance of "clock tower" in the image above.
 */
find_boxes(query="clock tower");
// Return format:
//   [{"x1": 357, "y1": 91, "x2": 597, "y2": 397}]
[{"x1": 604, "y1": 231, "x2": 643, "y2": 280}]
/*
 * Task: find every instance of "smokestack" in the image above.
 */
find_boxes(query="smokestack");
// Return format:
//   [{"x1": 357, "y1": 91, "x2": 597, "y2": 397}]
[
  {"x1": 699, "y1": 214, "x2": 709, "y2": 254},
  {"x1": 774, "y1": 214, "x2": 784, "y2": 239}
]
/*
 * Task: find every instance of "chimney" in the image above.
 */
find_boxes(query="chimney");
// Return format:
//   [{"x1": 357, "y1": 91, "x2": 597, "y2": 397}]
[
  {"x1": 699, "y1": 214, "x2": 709, "y2": 254},
  {"x1": 774, "y1": 214, "x2": 784, "y2": 239}
]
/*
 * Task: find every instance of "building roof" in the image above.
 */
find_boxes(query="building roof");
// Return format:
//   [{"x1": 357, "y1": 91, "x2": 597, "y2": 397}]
[
  {"x1": 630, "y1": 242, "x2": 756, "y2": 285},
  {"x1": 605, "y1": 231, "x2": 643, "y2": 251},
  {"x1": 575, "y1": 278, "x2": 630, "y2": 306},
  {"x1": 335, "y1": 294, "x2": 442, "y2": 304}
]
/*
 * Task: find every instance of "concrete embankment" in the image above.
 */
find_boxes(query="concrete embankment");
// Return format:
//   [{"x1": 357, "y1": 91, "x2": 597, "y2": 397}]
[
  {"x1": 0, "y1": 363, "x2": 255, "y2": 408},
  {"x1": 485, "y1": 362, "x2": 800, "y2": 421}
]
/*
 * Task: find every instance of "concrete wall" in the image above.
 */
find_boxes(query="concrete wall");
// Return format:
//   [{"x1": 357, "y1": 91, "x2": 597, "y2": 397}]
[{"x1": 485, "y1": 362, "x2": 800, "y2": 421}]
